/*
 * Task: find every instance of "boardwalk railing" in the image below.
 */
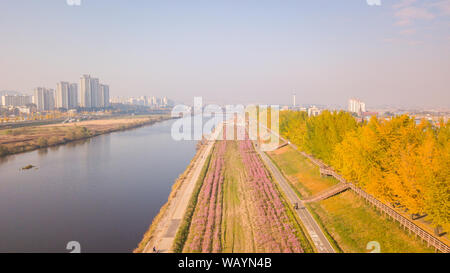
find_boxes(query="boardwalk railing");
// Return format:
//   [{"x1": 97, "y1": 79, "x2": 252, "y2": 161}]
[
  {"x1": 276, "y1": 143, "x2": 289, "y2": 150},
  {"x1": 300, "y1": 152, "x2": 450, "y2": 253},
  {"x1": 303, "y1": 182, "x2": 351, "y2": 203}
]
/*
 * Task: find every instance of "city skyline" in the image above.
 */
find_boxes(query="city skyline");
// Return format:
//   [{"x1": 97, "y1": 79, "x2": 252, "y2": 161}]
[{"x1": 0, "y1": 1, "x2": 449, "y2": 108}]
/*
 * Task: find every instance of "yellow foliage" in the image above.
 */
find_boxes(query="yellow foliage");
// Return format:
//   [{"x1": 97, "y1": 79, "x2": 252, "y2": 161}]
[{"x1": 281, "y1": 111, "x2": 450, "y2": 231}]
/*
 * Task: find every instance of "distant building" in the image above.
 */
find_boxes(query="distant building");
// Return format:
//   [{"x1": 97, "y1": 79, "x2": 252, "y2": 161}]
[
  {"x1": 79, "y1": 75, "x2": 108, "y2": 108},
  {"x1": 151, "y1": 96, "x2": 158, "y2": 106},
  {"x1": 90, "y1": 77, "x2": 100, "y2": 108},
  {"x1": 68, "y1": 83, "x2": 78, "y2": 109},
  {"x1": 308, "y1": 106, "x2": 321, "y2": 117},
  {"x1": 56, "y1": 82, "x2": 78, "y2": 109},
  {"x1": 55, "y1": 82, "x2": 69, "y2": 109},
  {"x1": 348, "y1": 98, "x2": 366, "y2": 114},
  {"x1": 80, "y1": 75, "x2": 91, "y2": 108},
  {"x1": 363, "y1": 112, "x2": 379, "y2": 121},
  {"x1": 33, "y1": 88, "x2": 55, "y2": 111},
  {"x1": 110, "y1": 96, "x2": 127, "y2": 104},
  {"x1": 1, "y1": 95, "x2": 32, "y2": 107},
  {"x1": 110, "y1": 95, "x2": 173, "y2": 108},
  {"x1": 100, "y1": 84, "x2": 110, "y2": 107},
  {"x1": 18, "y1": 106, "x2": 32, "y2": 114},
  {"x1": 161, "y1": 96, "x2": 174, "y2": 107}
]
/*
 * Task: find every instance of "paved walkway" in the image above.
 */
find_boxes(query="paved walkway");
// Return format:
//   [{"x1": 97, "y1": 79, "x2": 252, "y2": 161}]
[
  {"x1": 143, "y1": 128, "x2": 220, "y2": 253},
  {"x1": 256, "y1": 144, "x2": 336, "y2": 253}
]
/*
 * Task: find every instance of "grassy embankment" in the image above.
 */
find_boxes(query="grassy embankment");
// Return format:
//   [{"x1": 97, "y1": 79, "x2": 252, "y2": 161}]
[
  {"x1": 0, "y1": 115, "x2": 170, "y2": 157},
  {"x1": 133, "y1": 143, "x2": 208, "y2": 253},
  {"x1": 267, "y1": 146, "x2": 434, "y2": 253}
]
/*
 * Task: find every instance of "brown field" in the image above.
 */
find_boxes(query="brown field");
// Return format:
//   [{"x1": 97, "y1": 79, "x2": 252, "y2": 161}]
[{"x1": 0, "y1": 115, "x2": 169, "y2": 157}]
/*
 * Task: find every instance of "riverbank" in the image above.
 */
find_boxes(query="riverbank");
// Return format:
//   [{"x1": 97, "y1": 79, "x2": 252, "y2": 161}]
[
  {"x1": 0, "y1": 117, "x2": 195, "y2": 252},
  {"x1": 0, "y1": 115, "x2": 171, "y2": 158},
  {"x1": 134, "y1": 136, "x2": 215, "y2": 253}
]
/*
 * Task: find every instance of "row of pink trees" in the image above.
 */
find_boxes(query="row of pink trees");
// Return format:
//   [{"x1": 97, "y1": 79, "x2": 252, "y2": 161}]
[
  {"x1": 184, "y1": 140, "x2": 227, "y2": 253},
  {"x1": 238, "y1": 138, "x2": 304, "y2": 253}
]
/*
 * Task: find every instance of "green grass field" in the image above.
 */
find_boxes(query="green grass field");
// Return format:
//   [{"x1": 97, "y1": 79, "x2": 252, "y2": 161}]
[
  {"x1": 268, "y1": 146, "x2": 434, "y2": 253},
  {"x1": 221, "y1": 141, "x2": 256, "y2": 252}
]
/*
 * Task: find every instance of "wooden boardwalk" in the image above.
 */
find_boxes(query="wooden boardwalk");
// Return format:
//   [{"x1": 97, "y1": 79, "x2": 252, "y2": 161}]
[{"x1": 303, "y1": 182, "x2": 351, "y2": 203}]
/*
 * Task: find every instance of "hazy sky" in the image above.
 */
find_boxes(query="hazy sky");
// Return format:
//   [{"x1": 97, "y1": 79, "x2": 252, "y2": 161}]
[{"x1": 0, "y1": 0, "x2": 449, "y2": 108}]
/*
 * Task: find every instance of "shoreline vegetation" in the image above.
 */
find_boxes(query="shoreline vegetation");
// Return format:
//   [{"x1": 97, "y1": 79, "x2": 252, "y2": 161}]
[{"x1": 0, "y1": 115, "x2": 172, "y2": 158}]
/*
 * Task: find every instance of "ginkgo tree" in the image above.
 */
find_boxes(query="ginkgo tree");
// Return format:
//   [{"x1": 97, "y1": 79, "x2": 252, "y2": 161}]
[{"x1": 280, "y1": 111, "x2": 450, "y2": 232}]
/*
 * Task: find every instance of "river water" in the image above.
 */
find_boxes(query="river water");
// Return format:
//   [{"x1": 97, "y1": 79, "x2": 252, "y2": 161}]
[{"x1": 0, "y1": 118, "x2": 197, "y2": 253}]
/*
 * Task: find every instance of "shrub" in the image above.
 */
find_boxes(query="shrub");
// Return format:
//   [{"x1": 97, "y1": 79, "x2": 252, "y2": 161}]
[
  {"x1": 79, "y1": 127, "x2": 91, "y2": 137},
  {"x1": 48, "y1": 136, "x2": 60, "y2": 146},
  {"x1": 0, "y1": 145, "x2": 9, "y2": 156},
  {"x1": 37, "y1": 137, "x2": 48, "y2": 148}
]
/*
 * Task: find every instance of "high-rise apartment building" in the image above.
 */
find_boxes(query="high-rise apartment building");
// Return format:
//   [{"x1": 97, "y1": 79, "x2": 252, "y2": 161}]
[
  {"x1": 348, "y1": 98, "x2": 366, "y2": 114},
  {"x1": 1, "y1": 95, "x2": 32, "y2": 107},
  {"x1": 56, "y1": 82, "x2": 78, "y2": 109},
  {"x1": 55, "y1": 82, "x2": 69, "y2": 109},
  {"x1": 68, "y1": 83, "x2": 78, "y2": 109},
  {"x1": 100, "y1": 84, "x2": 110, "y2": 107},
  {"x1": 33, "y1": 88, "x2": 55, "y2": 111},
  {"x1": 90, "y1": 77, "x2": 100, "y2": 108},
  {"x1": 151, "y1": 96, "x2": 158, "y2": 106},
  {"x1": 80, "y1": 75, "x2": 91, "y2": 108},
  {"x1": 79, "y1": 75, "x2": 109, "y2": 108}
]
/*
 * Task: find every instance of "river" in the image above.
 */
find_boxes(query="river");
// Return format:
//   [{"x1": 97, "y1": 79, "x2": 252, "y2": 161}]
[{"x1": 0, "y1": 118, "x2": 197, "y2": 253}]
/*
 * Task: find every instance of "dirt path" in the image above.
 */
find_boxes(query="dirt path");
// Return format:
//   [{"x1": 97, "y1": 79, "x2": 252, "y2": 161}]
[{"x1": 221, "y1": 141, "x2": 256, "y2": 253}]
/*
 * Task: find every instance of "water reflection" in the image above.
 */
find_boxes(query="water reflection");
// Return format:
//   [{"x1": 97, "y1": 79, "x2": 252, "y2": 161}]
[{"x1": 0, "y1": 119, "x2": 196, "y2": 253}]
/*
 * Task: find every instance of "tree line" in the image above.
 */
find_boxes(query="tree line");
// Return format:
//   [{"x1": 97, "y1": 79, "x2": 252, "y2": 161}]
[{"x1": 280, "y1": 110, "x2": 449, "y2": 232}]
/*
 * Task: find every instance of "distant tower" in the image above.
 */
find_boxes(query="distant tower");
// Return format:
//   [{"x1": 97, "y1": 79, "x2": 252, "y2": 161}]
[{"x1": 293, "y1": 93, "x2": 296, "y2": 107}]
